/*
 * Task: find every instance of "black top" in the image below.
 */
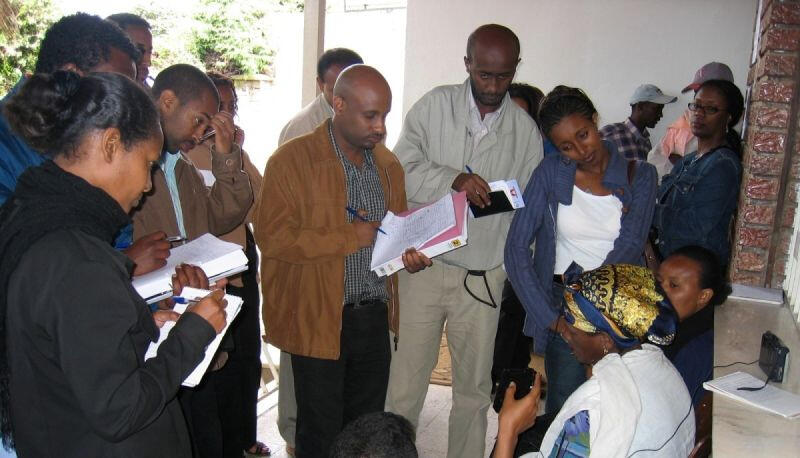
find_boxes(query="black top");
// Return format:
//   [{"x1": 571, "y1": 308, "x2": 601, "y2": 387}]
[{"x1": 6, "y1": 229, "x2": 215, "y2": 457}]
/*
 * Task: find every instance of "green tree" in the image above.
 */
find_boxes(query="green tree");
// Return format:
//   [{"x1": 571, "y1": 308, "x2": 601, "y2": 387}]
[
  {"x1": 0, "y1": 0, "x2": 56, "y2": 93},
  {"x1": 191, "y1": 0, "x2": 275, "y2": 76}
]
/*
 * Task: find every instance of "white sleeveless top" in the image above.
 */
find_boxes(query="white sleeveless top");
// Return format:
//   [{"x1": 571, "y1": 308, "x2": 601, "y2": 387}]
[{"x1": 554, "y1": 186, "x2": 622, "y2": 274}]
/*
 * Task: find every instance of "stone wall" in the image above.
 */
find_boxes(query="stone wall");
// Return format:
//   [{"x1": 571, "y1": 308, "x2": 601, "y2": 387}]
[{"x1": 732, "y1": 0, "x2": 800, "y2": 287}]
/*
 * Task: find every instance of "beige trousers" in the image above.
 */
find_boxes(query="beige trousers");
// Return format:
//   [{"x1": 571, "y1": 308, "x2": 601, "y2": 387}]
[{"x1": 385, "y1": 262, "x2": 504, "y2": 458}]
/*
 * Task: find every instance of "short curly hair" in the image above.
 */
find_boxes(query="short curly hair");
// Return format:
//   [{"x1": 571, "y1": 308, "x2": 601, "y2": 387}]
[{"x1": 34, "y1": 13, "x2": 140, "y2": 74}]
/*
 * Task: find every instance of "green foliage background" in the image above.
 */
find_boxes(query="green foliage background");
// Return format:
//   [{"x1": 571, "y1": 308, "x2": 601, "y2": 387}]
[{"x1": 0, "y1": 0, "x2": 305, "y2": 93}]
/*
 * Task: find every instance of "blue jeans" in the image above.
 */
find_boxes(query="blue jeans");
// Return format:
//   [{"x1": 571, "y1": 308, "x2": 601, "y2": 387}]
[{"x1": 543, "y1": 282, "x2": 586, "y2": 414}]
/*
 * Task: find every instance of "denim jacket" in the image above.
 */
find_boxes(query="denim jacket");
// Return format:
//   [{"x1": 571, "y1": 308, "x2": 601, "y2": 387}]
[
  {"x1": 653, "y1": 146, "x2": 741, "y2": 266},
  {"x1": 0, "y1": 78, "x2": 43, "y2": 207},
  {"x1": 505, "y1": 141, "x2": 657, "y2": 353}
]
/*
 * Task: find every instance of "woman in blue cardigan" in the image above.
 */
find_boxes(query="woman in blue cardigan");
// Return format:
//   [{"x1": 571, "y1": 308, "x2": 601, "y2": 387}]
[{"x1": 504, "y1": 87, "x2": 657, "y2": 414}]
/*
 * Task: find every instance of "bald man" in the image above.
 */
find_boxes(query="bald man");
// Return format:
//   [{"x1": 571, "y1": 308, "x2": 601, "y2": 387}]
[
  {"x1": 254, "y1": 65, "x2": 429, "y2": 457},
  {"x1": 386, "y1": 24, "x2": 543, "y2": 458}
]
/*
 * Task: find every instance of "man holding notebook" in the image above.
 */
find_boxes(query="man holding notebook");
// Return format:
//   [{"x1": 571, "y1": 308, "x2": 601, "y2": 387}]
[
  {"x1": 254, "y1": 65, "x2": 429, "y2": 457},
  {"x1": 385, "y1": 24, "x2": 543, "y2": 458}
]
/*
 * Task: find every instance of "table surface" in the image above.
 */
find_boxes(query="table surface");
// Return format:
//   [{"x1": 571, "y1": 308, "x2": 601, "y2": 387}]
[{"x1": 713, "y1": 298, "x2": 800, "y2": 457}]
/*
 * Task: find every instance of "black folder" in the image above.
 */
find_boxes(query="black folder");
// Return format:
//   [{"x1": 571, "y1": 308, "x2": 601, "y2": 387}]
[{"x1": 469, "y1": 190, "x2": 514, "y2": 218}]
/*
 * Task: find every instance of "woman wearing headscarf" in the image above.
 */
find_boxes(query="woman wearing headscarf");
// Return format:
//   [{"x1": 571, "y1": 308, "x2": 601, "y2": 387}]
[{"x1": 496, "y1": 263, "x2": 695, "y2": 457}]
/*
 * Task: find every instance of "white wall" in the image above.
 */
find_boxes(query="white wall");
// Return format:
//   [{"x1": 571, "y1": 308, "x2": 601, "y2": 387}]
[{"x1": 402, "y1": 0, "x2": 758, "y2": 146}]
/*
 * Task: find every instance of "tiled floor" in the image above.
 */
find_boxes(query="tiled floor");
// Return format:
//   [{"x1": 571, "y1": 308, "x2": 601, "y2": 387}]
[{"x1": 255, "y1": 384, "x2": 499, "y2": 457}]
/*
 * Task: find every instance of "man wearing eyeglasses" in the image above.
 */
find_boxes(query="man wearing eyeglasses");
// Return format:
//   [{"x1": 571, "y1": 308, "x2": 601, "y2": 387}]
[{"x1": 601, "y1": 84, "x2": 677, "y2": 161}]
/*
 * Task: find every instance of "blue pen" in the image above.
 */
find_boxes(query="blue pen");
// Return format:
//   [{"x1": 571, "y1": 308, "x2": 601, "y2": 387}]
[
  {"x1": 172, "y1": 296, "x2": 200, "y2": 305},
  {"x1": 346, "y1": 207, "x2": 387, "y2": 235},
  {"x1": 465, "y1": 165, "x2": 474, "y2": 174}
]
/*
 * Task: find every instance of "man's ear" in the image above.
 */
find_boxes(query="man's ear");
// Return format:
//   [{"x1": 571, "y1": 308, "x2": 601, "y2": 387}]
[
  {"x1": 101, "y1": 127, "x2": 123, "y2": 164},
  {"x1": 316, "y1": 76, "x2": 324, "y2": 94},
  {"x1": 58, "y1": 63, "x2": 84, "y2": 76},
  {"x1": 463, "y1": 55, "x2": 471, "y2": 73},
  {"x1": 332, "y1": 94, "x2": 346, "y2": 114},
  {"x1": 592, "y1": 112, "x2": 599, "y2": 126},
  {"x1": 158, "y1": 89, "x2": 179, "y2": 114}
]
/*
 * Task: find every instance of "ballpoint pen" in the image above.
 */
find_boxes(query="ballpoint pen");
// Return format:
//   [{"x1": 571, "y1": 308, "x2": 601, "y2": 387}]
[
  {"x1": 465, "y1": 165, "x2": 474, "y2": 174},
  {"x1": 345, "y1": 207, "x2": 387, "y2": 235}
]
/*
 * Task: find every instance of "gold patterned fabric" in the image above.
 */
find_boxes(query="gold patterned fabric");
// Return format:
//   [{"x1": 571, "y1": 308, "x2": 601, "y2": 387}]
[{"x1": 563, "y1": 264, "x2": 677, "y2": 348}]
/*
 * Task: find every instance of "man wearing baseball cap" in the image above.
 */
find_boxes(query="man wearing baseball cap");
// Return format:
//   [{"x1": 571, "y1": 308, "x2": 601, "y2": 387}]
[{"x1": 601, "y1": 84, "x2": 678, "y2": 160}]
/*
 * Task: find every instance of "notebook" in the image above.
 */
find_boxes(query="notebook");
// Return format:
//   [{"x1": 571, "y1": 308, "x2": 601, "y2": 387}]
[
  {"x1": 468, "y1": 179, "x2": 525, "y2": 218},
  {"x1": 132, "y1": 233, "x2": 248, "y2": 304},
  {"x1": 144, "y1": 287, "x2": 242, "y2": 387},
  {"x1": 703, "y1": 371, "x2": 800, "y2": 419},
  {"x1": 371, "y1": 192, "x2": 469, "y2": 277}
]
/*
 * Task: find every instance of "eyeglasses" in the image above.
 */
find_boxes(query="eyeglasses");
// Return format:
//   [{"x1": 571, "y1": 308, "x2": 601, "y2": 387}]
[{"x1": 688, "y1": 102, "x2": 724, "y2": 115}]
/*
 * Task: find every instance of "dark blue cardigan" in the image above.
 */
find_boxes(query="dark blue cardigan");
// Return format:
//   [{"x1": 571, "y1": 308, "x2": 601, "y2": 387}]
[{"x1": 504, "y1": 141, "x2": 657, "y2": 353}]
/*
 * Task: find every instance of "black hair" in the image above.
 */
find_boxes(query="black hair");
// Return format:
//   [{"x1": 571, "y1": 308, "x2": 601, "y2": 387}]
[
  {"x1": 34, "y1": 13, "x2": 140, "y2": 74},
  {"x1": 106, "y1": 13, "x2": 151, "y2": 30},
  {"x1": 669, "y1": 245, "x2": 732, "y2": 307},
  {"x1": 538, "y1": 85, "x2": 598, "y2": 138},
  {"x1": 4, "y1": 71, "x2": 160, "y2": 159},
  {"x1": 508, "y1": 83, "x2": 544, "y2": 125},
  {"x1": 206, "y1": 71, "x2": 238, "y2": 112},
  {"x1": 696, "y1": 79, "x2": 745, "y2": 158},
  {"x1": 317, "y1": 48, "x2": 363, "y2": 81},
  {"x1": 152, "y1": 64, "x2": 219, "y2": 106},
  {"x1": 329, "y1": 412, "x2": 417, "y2": 458},
  {"x1": 466, "y1": 24, "x2": 521, "y2": 60}
]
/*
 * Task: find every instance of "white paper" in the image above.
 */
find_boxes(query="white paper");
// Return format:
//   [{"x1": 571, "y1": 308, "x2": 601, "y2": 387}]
[
  {"x1": 487, "y1": 179, "x2": 525, "y2": 209},
  {"x1": 132, "y1": 233, "x2": 248, "y2": 303},
  {"x1": 704, "y1": 371, "x2": 800, "y2": 419},
  {"x1": 145, "y1": 287, "x2": 242, "y2": 387},
  {"x1": 370, "y1": 193, "x2": 456, "y2": 270},
  {"x1": 198, "y1": 169, "x2": 216, "y2": 187}
]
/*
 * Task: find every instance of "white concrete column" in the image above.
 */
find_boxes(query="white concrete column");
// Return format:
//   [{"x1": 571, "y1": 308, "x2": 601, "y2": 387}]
[{"x1": 301, "y1": 0, "x2": 326, "y2": 106}]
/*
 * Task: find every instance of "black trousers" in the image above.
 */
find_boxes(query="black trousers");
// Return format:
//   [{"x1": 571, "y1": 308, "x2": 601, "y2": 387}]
[
  {"x1": 180, "y1": 228, "x2": 262, "y2": 457},
  {"x1": 291, "y1": 302, "x2": 391, "y2": 458},
  {"x1": 491, "y1": 280, "x2": 533, "y2": 388}
]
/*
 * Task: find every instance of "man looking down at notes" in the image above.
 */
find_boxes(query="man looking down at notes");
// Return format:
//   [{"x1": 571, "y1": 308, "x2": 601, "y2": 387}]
[
  {"x1": 254, "y1": 65, "x2": 430, "y2": 457},
  {"x1": 385, "y1": 24, "x2": 543, "y2": 458},
  {"x1": 129, "y1": 64, "x2": 253, "y2": 458}
]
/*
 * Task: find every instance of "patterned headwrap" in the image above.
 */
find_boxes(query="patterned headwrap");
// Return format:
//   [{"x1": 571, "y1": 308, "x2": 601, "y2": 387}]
[{"x1": 562, "y1": 263, "x2": 677, "y2": 349}]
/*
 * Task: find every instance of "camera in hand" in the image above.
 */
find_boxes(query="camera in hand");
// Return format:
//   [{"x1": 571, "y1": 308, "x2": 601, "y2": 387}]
[{"x1": 492, "y1": 367, "x2": 536, "y2": 413}]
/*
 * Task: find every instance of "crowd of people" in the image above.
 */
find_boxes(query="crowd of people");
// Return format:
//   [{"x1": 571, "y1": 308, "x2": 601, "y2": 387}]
[{"x1": 0, "y1": 12, "x2": 743, "y2": 458}]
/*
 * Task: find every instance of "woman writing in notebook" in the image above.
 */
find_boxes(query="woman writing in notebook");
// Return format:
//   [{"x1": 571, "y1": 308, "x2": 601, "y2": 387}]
[
  {"x1": 504, "y1": 87, "x2": 658, "y2": 415},
  {"x1": 0, "y1": 71, "x2": 226, "y2": 457}
]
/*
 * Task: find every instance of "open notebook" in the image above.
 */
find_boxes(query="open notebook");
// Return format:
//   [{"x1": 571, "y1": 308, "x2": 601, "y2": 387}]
[
  {"x1": 704, "y1": 371, "x2": 800, "y2": 419},
  {"x1": 144, "y1": 287, "x2": 242, "y2": 387},
  {"x1": 132, "y1": 233, "x2": 248, "y2": 304},
  {"x1": 371, "y1": 192, "x2": 469, "y2": 277}
]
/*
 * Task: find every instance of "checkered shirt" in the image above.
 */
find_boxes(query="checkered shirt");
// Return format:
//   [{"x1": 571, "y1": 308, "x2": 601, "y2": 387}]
[
  {"x1": 328, "y1": 121, "x2": 389, "y2": 304},
  {"x1": 600, "y1": 118, "x2": 652, "y2": 160}
]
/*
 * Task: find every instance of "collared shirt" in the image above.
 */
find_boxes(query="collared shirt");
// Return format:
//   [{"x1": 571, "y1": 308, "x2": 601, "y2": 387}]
[
  {"x1": 600, "y1": 118, "x2": 651, "y2": 160},
  {"x1": 327, "y1": 121, "x2": 388, "y2": 304},
  {"x1": 467, "y1": 87, "x2": 504, "y2": 153},
  {"x1": 0, "y1": 77, "x2": 44, "y2": 206},
  {"x1": 159, "y1": 151, "x2": 187, "y2": 238}
]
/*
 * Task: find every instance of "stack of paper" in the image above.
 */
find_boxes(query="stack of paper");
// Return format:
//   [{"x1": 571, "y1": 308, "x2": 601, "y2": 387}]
[
  {"x1": 704, "y1": 371, "x2": 800, "y2": 419},
  {"x1": 144, "y1": 287, "x2": 243, "y2": 387},
  {"x1": 371, "y1": 192, "x2": 469, "y2": 277},
  {"x1": 132, "y1": 233, "x2": 248, "y2": 304}
]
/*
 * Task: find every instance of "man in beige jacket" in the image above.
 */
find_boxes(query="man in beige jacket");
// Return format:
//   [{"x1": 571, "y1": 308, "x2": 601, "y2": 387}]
[
  {"x1": 385, "y1": 24, "x2": 543, "y2": 458},
  {"x1": 278, "y1": 48, "x2": 363, "y2": 146}
]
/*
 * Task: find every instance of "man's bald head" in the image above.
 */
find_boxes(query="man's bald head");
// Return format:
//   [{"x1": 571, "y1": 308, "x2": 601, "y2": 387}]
[
  {"x1": 331, "y1": 65, "x2": 392, "y2": 153},
  {"x1": 466, "y1": 24, "x2": 520, "y2": 61},
  {"x1": 333, "y1": 64, "x2": 391, "y2": 101}
]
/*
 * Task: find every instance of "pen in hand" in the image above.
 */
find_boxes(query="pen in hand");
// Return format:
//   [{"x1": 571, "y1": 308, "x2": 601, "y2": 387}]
[{"x1": 346, "y1": 207, "x2": 387, "y2": 235}]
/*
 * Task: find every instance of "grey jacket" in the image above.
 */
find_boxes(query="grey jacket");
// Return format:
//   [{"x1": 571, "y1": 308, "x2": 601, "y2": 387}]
[{"x1": 393, "y1": 79, "x2": 543, "y2": 270}]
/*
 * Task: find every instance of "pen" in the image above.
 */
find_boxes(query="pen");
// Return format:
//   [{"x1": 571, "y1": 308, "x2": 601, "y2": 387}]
[
  {"x1": 171, "y1": 296, "x2": 200, "y2": 305},
  {"x1": 166, "y1": 235, "x2": 185, "y2": 244},
  {"x1": 465, "y1": 165, "x2": 474, "y2": 174},
  {"x1": 345, "y1": 207, "x2": 387, "y2": 235},
  {"x1": 198, "y1": 129, "x2": 216, "y2": 143}
]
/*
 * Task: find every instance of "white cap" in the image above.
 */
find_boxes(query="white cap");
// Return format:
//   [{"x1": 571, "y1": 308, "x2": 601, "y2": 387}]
[{"x1": 629, "y1": 84, "x2": 678, "y2": 105}]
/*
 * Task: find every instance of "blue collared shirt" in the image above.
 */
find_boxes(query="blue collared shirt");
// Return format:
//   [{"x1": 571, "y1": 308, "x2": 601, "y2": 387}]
[
  {"x1": 0, "y1": 78, "x2": 44, "y2": 206},
  {"x1": 504, "y1": 141, "x2": 658, "y2": 353}
]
